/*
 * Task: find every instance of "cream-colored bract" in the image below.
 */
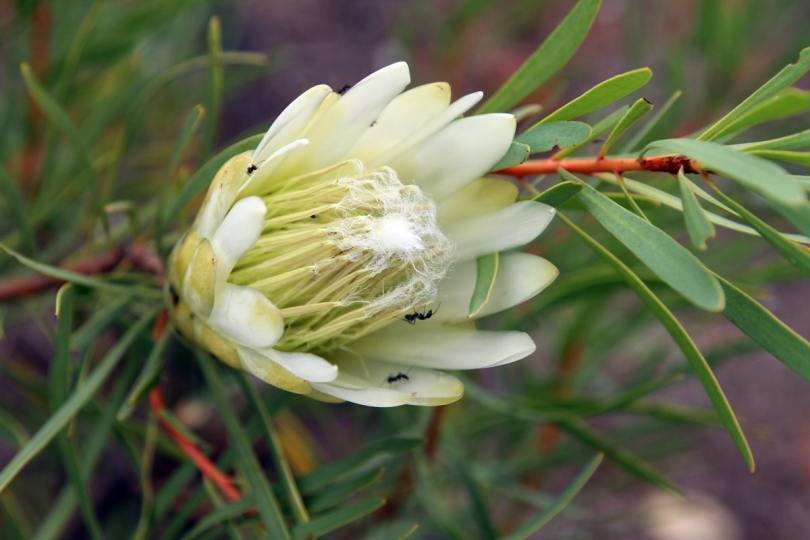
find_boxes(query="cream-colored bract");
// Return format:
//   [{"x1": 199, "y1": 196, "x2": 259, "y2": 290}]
[{"x1": 167, "y1": 62, "x2": 558, "y2": 407}]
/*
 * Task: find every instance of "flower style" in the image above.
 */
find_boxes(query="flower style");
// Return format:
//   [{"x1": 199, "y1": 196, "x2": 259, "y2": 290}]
[{"x1": 167, "y1": 62, "x2": 558, "y2": 407}]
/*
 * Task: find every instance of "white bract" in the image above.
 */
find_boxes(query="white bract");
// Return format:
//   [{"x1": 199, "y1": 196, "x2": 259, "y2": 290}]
[{"x1": 167, "y1": 62, "x2": 558, "y2": 407}]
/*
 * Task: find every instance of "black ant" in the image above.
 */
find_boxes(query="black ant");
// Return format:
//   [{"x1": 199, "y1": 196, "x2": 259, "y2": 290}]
[
  {"x1": 337, "y1": 84, "x2": 352, "y2": 95},
  {"x1": 385, "y1": 372, "x2": 410, "y2": 384},
  {"x1": 246, "y1": 164, "x2": 258, "y2": 175},
  {"x1": 402, "y1": 304, "x2": 440, "y2": 325}
]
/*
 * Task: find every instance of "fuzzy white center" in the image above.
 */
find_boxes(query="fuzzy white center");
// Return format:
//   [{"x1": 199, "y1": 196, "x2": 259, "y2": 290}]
[{"x1": 368, "y1": 215, "x2": 425, "y2": 253}]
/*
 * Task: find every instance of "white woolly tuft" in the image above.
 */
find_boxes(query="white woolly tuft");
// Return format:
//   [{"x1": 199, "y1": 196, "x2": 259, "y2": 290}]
[{"x1": 325, "y1": 163, "x2": 454, "y2": 313}]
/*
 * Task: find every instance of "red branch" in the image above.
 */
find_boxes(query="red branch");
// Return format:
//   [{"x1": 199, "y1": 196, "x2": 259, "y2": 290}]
[
  {"x1": 0, "y1": 244, "x2": 162, "y2": 301},
  {"x1": 495, "y1": 155, "x2": 700, "y2": 177},
  {"x1": 149, "y1": 386, "x2": 245, "y2": 504}
]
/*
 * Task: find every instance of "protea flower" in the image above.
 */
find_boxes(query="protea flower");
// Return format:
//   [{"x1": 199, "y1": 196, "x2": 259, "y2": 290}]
[{"x1": 167, "y1": 62, "x2": 558, "y2": 407}]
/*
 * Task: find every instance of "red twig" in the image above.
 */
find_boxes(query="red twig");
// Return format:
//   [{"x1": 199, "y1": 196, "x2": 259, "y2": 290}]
[
  {"x1": 0, "y1": 244, "x2": 162, "y2": 301},
  {"x1": 149, "y1": 386, "x2": 245, "y2": 503},
  {"x1": 495, "y1": 155, "x2": 700, "y2": 177}
]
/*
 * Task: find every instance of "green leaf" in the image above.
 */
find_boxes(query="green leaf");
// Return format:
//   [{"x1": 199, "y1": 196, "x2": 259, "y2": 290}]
[
  {"x1": 559, "y1": 192, "x2": 661, "y2": 212},
  {"x1": 739, "y1": 129, "x2": 810, "y2": 152},
  {"x1": 643, "y1": 138, "x2": 807, "y2": 208},
  {"x1": 298, "y1": 438, "x2": 423, "y2": 493},
  {"x1": 502, "y1": 453, "x2": 603, "y2": 539},
  {"x1": 236, "y1": 374, "x2": 310, "y2": 524},
  {"x1": 535, "y1": 68, "x2": 653, "y2": 126},
  {"x1": 198, "y1": 355, "x2": 291, "y2": 539},
  {"x1": 558, "y1": 213, "x2": 754, "y2": 472},
  {"x1": 532, "y1": 181, "x2": 583, "y2": 207},
  {"x1": 707, "y1": 184, "x2": 810, "y2": 279},
  {"x1": 509, "y1": 103, "x2": 543, "y2": 123},
  {"x1": 0, "y1": 309, "x2": 157, "y2": 493},
  {"x1": 699, "y1": 47, "x2": 810, "y2": 141},
  {"x1": 118, "y1": 327, "x2": 172, "y2": 420},
  {"x1": 0, "y1": 410, "x2": 29, "y2": 449},
  {"x1": 477, "y1": 0, "x2": 602, "y2": 114},
  {"x1": 677, "y1": 171, "x2": 716, "y2": 250},
  {"x1": 598, "y1": 174, "x2": 810, "y2": 244},
  {"x1": 203, "y1": 16, "x2": 224, "y2": 162},
  {"x1": 19, "y1": 63, "x2": 106, "y2": 230},
  {"x1": 291, "y1": 499, "x2": 385, "y2": 540},
  {"x1": 514, "y1": 121, "x2": 592, "y2": 153},
  {"x1": 554, "y1": 106, "x2": 628, "y2": 159},
  {"x1": 489, "y1": 141, "x2": 530, "y2": 171},
  {"x1": 307, "y1": 468, "x2": 383, "y2": 513},
  {"x1": 622, "y1": 90, "x2": 682, "y2": 152},
  {"x1": 749, "y1": 150, "x2": 810, "y2": 166},
  {"x1": 598, "y1": 98, "x2": 653, "y2": 158},
  {"x1": 569, "y1": 176, "x2": 725, "y2": 311},
  {"x1": 469, "y1": 253, "x2": 498, "y2": 317},
  {"x1": 0, "y1": 244, "x2": 161, "y2": 299},
  {"x1": 161, "y1": 134, "x2": 264, "y2": 235},
  {"x1": 156, "y1": 105, "x2": 206, "y2": 257},
  {"x1": 178, "y1": 498, "x2": 255, "y2": 540},
  {"x1": 561, "y1": 420, "x2": 682, "y2": 495},
  {"x1": 718, "y1": 276, "x2": 810, "y2": 382},
  {"x1": 715, "y1": 88, "x2": 810, "y2": 140},
  {"x1": 0, "y1": 163, "x2": 36, "y2": 251}
]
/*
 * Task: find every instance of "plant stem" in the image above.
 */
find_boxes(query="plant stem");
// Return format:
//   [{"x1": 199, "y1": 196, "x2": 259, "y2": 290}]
[{"x1": 495, "y1": 154, "x2": 700, "y2": 177}]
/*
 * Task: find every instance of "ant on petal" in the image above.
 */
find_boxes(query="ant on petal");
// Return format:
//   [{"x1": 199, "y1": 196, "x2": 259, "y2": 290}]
[
  {"x1": 246, "y1": 164, "x2": 258, "y2": 175},
  {"x1": 402, "y1": 303, "x2": 440, "y2": 325},
  {"x1": 384, "y1": 366, "x2": 414, "y2": 385},
  {"x1": 337, "y1": 84, "x2": 352, "y2": 95},
  {"x1": 385, "y1": 372, "x2": 410, "y2": 384}
]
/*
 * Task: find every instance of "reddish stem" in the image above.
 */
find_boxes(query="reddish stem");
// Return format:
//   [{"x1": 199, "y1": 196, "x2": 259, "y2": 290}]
[
  {"x1": 149, "y1": 386, "x2": 245, "y2": 503},
  {"x1": 0, "y1": 244, "x2": 162, "y2": 301},
  {"x1": 495, "y1": 155, "x2": 700, "y2": 177}
]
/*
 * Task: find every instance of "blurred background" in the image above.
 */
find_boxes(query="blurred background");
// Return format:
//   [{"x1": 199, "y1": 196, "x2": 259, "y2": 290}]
[{"x1": 1, "y1": 0, "x2": 809, "y2": 538}]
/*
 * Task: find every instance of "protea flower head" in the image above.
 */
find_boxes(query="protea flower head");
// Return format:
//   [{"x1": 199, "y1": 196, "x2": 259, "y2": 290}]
[{"x1": 167, "y1": 62, "x2": 558, "y2": 407}]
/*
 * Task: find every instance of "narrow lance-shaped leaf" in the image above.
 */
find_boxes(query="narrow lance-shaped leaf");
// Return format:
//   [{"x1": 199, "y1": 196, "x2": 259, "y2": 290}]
[
  {"x1": 706, "y1": 181, "x2": 810, "y2": 279},
  {"x1": 737, "y1": 129, "x2": 810, "y2": 152},
  {"x1": 0, "y1": 244, "x2": 161, "y2": 299},
  {"x1": 748, "y1": 150, "x2": 810, "y2": 166},
  {"x1": 677, "y1": 170, "x2": 716, "y2": 250},
  {"x1": 554, "y1": 106, "x2": 628, "y2": 159},
  {"x1": 197, "y1": 355, "x2": 291, "y2": 539},
  {"x1": 699, "y1": 47, "x2": 810, "y2": 141},
  {"x1": 0, "y1": 309, "x2": 158, "y2": 493},
  {"x1": 566, "y1": 173, "x2": 725, "y2": 312},
  {"x1": 710, "y1": 88, "x2": 810, "y2": 140},
  {"x1": 477, "y1": 0, "x2": 602, "y2": 114},
  {"x1": 156, "y1": 105, "x2": 205, "y2": 256},
  {"x1": 642, "y1": 138, "x2": 807, "y2": 208},
  {"x1": 598, "y1": 98, "x2": 653, "y2": 158},
  {"x1": 718, "y1": 276, "x2": 810, "y2": 382},
  {"x1": 0, "y1": 163, "x2": 36, "y2": 250},
  {"x1": 202, "y1": 16, "x2": 224, "y2": 161},
  {"x1": 514, "y1": 121, "x2": 592, "y2": 153},
  {"x1": 557, "y1": 213, "x2": 754, "y2": 472},
  {"x1": 469, "y1": 253, "x2": 498, "y2": 317},
  {"x1": 19, "y1": 63, "x2": 107, "y2": 230},
  {"x1": 297, "y1": 437, "x2": 423, "y2": 493},
  {"x1": 489, "y1": 141, "x2": 530, "y2": 171},
  {"x1": 532, "y1": 181, "x2": 583, "y2": 208},
  {"x1": 291, "y1": 499, "x2": 385, "y2": 540},
  {"x1": 535, "y1": 67, "x2": 652, "y2": 126},
  {"x1": 598, "y1": 174, "x2": 810, "y2": 244},
  {"x1": 622, "y1": 90, "x2": 682, "y2": 152},
  {"x1": 502, "y1": 453, "x2": 603, "y2": 539}
]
